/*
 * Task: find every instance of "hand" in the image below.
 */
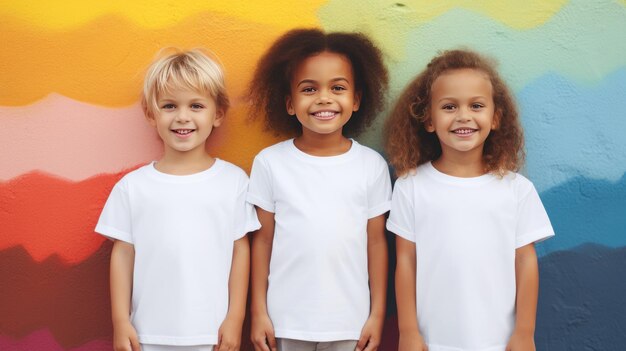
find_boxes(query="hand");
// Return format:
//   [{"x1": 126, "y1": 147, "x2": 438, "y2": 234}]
[
  {"x1": 113, "y1": 320, "x2": 141, "y2": 351},
  {"x1": 506, "y1": 330, "x2": 535, "y2": 351},
  {"x1": 356, "y1": 315, "x2": 384, "y2": 351},
  {"x1": 398, "y1": 331, "x2": 428, "y2": 351},
  {"x1": 216, "y1": 315, "x2": 243, "y2": 351},
  {"x1": 251, "y1": 312, "x2": 277, "y2": 351}
]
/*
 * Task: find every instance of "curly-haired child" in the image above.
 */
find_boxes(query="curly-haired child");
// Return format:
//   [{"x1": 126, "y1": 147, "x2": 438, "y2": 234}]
[
  {"x1": 385, "y1": 49, "x2": 554, "y2": 351},
  {"x1": 246, "y1": 28, "x2": 391, "y2": 351}
]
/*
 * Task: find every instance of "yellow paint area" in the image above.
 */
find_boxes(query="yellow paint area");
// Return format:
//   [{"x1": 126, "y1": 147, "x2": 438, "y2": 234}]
[
  {"x1": 0, "y1": 12, "x2": 311, "y2": 106},
  {"x1": 318, "y1": 0, "x2": 568, "y2": 61},
  {"x1": 320, "y1": 0, "x2": 567, "y2": 30},
  {"x1": 0, "y1": 0, "x2": 325, "y2": 29}
]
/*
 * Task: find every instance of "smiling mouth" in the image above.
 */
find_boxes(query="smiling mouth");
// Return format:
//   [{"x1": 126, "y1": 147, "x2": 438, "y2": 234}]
[
  {"x1": 311, "y1": 111, "x2": 338, "y2": 120},
  {"x1": 452, "y1": 128, "x2": 477, "y2": 135},
  {"x1": 172, "y1": 129, "x2": 195, "y2": 135}
]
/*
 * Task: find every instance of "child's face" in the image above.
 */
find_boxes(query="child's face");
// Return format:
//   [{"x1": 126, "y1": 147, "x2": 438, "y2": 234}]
[
  {"x1": 426, "y1": 68, "x2": 497, "y2": 160},
  {"x1": 149, "y1": 85, "x2": 223, "y2": 157},
  {"x1": 285, "y1": 51, "x2": 361, "y2": 138}
]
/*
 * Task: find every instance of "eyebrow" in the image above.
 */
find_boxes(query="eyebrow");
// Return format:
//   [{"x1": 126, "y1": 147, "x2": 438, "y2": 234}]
[
  {"x1": 296, "y1": 77, "x2": 350, "y2": 87},
  {"x1": 436, "y1": 96, "x2": 488, "y2": 103}
]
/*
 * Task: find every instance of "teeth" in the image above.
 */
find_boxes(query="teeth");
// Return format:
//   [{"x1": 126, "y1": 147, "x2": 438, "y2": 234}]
[
  {"x1": 174, "y1": 129, "x2": 193, "y2": 134},
  {"x1": 454, "y1": 129, "x2": 475, "y2": 134},
  {"x1": 314, "y1": 111, "x2": 336, "y2": 117}
]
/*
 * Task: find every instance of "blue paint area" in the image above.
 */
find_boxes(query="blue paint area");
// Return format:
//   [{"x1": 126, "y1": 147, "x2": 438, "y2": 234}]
[
  {"x1": 536, "y1": 244, "x2": 626, "y2": 350},
  {"x1": 536, "y1": 173, "x2": 626, "y2": 254},
  {"x1": 518, "y1": 69, "x2": 626, "y2": 192}
]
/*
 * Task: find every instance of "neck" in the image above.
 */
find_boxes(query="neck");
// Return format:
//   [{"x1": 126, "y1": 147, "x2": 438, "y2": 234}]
[
  {"x1": 432, "y1": 148, "x2": 486, "y2": 178},
  {"x1": 155, "y1": 147, "x2": 215, "y2": 175},
  {"x1": 294, "y1": 129, "x2": 352, "y2": 156}
]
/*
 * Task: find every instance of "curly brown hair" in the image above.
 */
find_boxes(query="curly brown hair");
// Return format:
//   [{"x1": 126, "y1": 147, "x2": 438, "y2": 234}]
[
  {"x1": 246, "y1": 28, "x2": 388, "y2": 138},
  {"x1": 384, "y1": 49, "x2": 524, "y2": 177}
]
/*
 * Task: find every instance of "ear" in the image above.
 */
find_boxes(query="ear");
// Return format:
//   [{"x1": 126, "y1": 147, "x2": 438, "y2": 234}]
[
  {"x1": 491, "y1": 109, "x2": 501, "y2": 130},
  {"x1": 352, "y1": 91, "x2": 362, "y2": 112},
  {"x1": 213, "y1": 109, "x2": 225, "y2": 127},
  {"x1": 424, "y1": 117, "x2": 435, "y2": 133},
  {"x1": 146, "y1": 113, "x2": 157, "y2": 127},
  {"x1": 285, "y1": 95, "x2": 295, "y2": 115}
]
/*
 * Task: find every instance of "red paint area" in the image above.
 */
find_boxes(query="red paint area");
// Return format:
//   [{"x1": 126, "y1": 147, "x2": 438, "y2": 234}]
[
  {"x1": 0, "y1": 242, "x2": 112, "y2": 348},
  {"x1": 0, "y1": 169, "x2": 135, "y2": 263},
  {"x1": 0, "y1": 329, "x2": 111, "y2": 351}
]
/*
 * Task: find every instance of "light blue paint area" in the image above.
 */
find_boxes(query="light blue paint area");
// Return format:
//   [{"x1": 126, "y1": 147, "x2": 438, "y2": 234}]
[
  {"x1": 366, "y1": 0, "x2": 626, "y2": 93},
  {"x1": 519, "y1": 68, "x2": 626, "y2": 192},
  {"x1": 335, "y1": 0, "x2": 626, "y2": 151},
  {"x1": 535, "y1": 173, "x2": 626, "y2": 256}
]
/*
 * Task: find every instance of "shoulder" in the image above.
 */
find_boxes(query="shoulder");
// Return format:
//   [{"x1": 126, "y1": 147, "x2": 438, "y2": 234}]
[
  {"x1": 352, "y1": 141, "x2": 387, "y2": 168},
  {"x1": 216, "y1": 159, "x2": 248, "y2": 179},
  {"x1": 116, "y1": 163, "x2": 153, "y2": 185},
  {"x1": 502, "y1": 171, "x2": 534, "y2": 189},
  {"x1": 395, "y1": 162, "x2": 429, "y2": 182},
  {"x1": 255, "y1": 139, "x2": 293, "y2": 160}
]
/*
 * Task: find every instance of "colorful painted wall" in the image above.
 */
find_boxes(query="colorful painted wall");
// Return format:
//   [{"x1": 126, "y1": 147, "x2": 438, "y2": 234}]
[{"x1": 1, "y1": 0, "x2": 624, "y2": 350}]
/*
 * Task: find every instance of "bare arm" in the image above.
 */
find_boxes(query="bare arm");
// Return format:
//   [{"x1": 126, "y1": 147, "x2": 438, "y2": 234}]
[
  {"x1": 507, "y1": 243, "x2": 539, "y2": 351},
  {"x1": 250, "y1": 207, "x2": 277, "y2": 351},
  {"x1": 110, "y1": 240, "x2": 141, "y2": 351},
  {"x1": 216, "y1": 235, "x2": 251, "y2": 351},
  {"x1": 395, "y1": 236, "x2": 427, "y2": 351},
  {"x1": 356, "y1": 214, "x2": 388, "y2": 351}
]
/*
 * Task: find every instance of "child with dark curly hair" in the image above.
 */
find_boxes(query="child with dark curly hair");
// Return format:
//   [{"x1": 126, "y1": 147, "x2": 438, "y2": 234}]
[
  {"x1": 246, "y1": 28, "x2": 391, "y2": 351},
  {"x1": 385, "y1": 49, "x2": 554, "y2": 351}
]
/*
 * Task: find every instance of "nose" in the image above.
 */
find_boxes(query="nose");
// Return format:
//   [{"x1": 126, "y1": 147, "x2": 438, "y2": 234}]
[
  {"x1": 316, "y1": 90, "x2": 333, "y2": 104},
  {"x1": 455, "y1": 107, "x2": 472, "y2": 122},
  {"x1": 175, "y1": 108, "x2": 191, "y2": 122}
]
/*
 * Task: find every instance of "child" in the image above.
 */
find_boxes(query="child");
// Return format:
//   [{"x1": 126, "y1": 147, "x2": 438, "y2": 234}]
[
  {"x1": 95, "y1": 49, "x2": 260, "y2": 351},
  {"x1": 385, "y1": 49, "x2": 554, "y2": 351},
  {"x1": 246, "y1": 29, "x2": 391, "y2": 351}
]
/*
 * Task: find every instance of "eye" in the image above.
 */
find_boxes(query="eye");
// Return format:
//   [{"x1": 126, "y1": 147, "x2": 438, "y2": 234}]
[
  {"x1": 190, "y1": 103, "x2": 204, "y2": 110},
  {"x1": 161, "y1": 103, "x2": 176, "y2": 110},
  {"x1": 442, "y1": 104, "x2": 456, "y2": 111},
  {"x1": 471, "y1": 103, "x2": 484, "y2": 110},
  {"x1": 332, "y1": 85, "x2": 347, "y2": 92},
  {"x1": 301, "y1": 87, "x2": 316, "y2": 93}
]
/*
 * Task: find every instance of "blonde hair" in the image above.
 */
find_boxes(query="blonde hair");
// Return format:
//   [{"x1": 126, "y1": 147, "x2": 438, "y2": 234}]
[{"x1": 141, "y1": 48, "x2": 230, "y2": 120}]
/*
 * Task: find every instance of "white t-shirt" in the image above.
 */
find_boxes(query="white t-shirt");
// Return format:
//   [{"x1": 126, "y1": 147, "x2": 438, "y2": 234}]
[
  {"x1": 247, "y1": 139, "x2": 392, "y2": 342},
  {"x1": 387, "y1": 162, "x2": 554, "y2": 351},
  {"x1": 95, "y1": 160, "x2": 260, "y2": 346}
]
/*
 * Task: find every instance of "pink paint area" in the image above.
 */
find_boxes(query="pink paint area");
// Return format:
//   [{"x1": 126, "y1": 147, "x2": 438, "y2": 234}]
[
  {"x1": 0, "y1": 329, "x2": 111, "y2": 351},
  {"x1": 0, "y1": 94, "x2": 162, "y2": 181}
]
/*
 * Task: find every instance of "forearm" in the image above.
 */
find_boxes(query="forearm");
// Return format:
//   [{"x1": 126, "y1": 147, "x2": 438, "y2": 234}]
[
  {"x1": 226, "y1": 235, "x2": 251, "y2": 322},
  {"x1": 395, "y1": 236, "x2": 419, "y2": 334},
  {"x1": 513, "y1": 244, "x2": 539, "y2": 334},
  {"x1": 367, "y1": 215, "x2": 388, "y2": 318},
  {"x1": 110, "y1": 240, "x2": 135, "y2": 325},
  {"x1": 251, "y1": 207, "x2": 274, "y2": 315}
]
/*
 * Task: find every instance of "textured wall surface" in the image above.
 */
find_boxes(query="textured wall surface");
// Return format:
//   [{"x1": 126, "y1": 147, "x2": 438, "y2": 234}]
[{"x1": 1, "y1": 1, "x2": 625, "y2": 350}]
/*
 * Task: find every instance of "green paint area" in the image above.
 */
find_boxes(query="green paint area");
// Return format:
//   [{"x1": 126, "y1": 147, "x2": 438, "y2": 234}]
[{"x1": 318, "y1": 0, "x2": 626, "y2": 91}]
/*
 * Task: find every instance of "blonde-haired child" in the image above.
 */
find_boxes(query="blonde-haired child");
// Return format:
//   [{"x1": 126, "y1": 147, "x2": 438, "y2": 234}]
[{"x1": 96, "y1": 49, "x2": 260, "y2": 351}]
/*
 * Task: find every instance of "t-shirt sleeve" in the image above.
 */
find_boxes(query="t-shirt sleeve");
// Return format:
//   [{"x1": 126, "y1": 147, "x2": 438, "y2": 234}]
[
  {"x1": 515, "y1": 181, "x2": 555, "y2": 248},
  {"x1": 247, "y1": 154, "x2": 275, "y2": 213},
  {"x1": 386, "y1": 177, "x2": 416, "y2": 242},
  {"x1": 94, "y1": 180, "x2": 133, "y2": 244},
  {"x1": 234, "y1": 177, "x2": 261, "y2": 240},
  {"x1": 367, "y1": 156, "x2": 392, "y2": 218}
]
